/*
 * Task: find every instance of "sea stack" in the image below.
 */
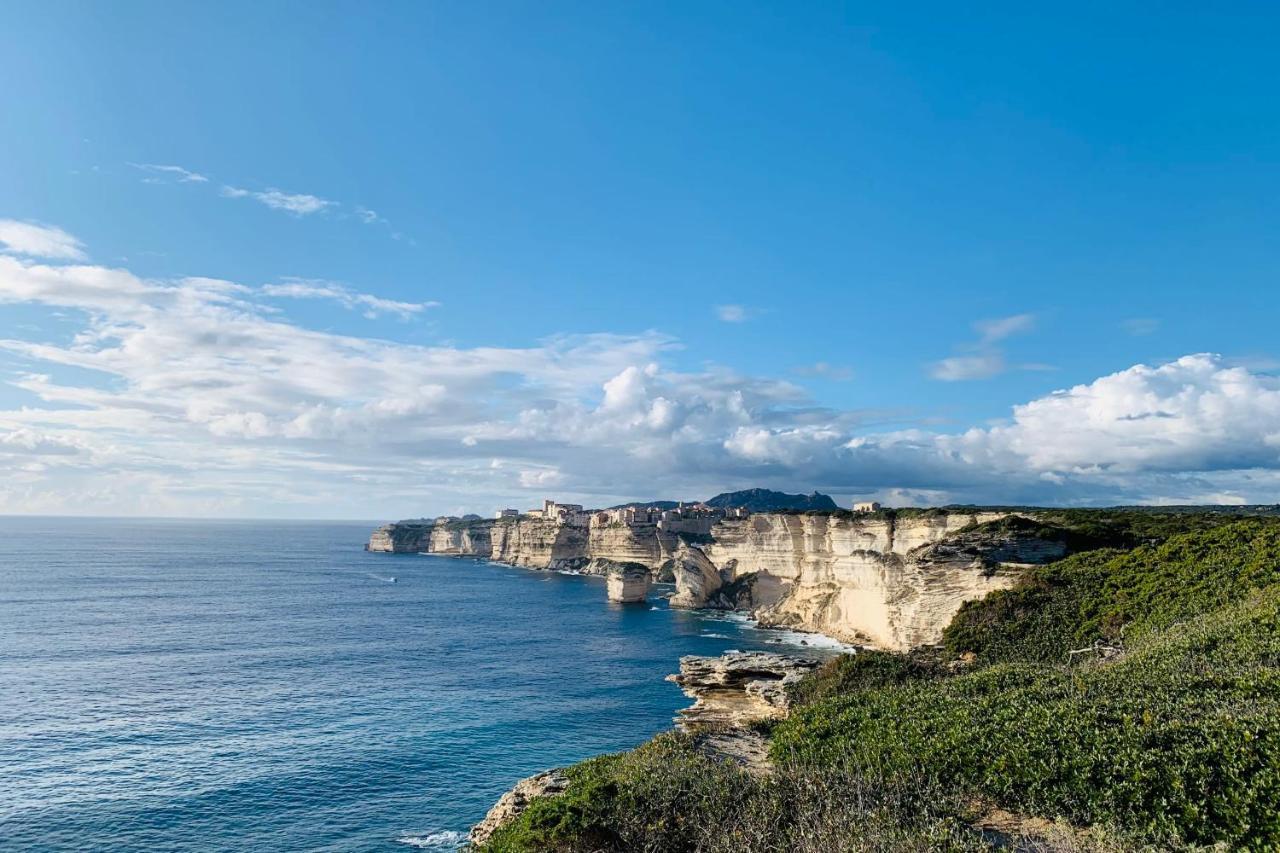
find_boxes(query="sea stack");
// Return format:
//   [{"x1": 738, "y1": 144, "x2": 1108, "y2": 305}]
[{"x1": 606, "y1": 562, "x2": 651, "y2": 603}]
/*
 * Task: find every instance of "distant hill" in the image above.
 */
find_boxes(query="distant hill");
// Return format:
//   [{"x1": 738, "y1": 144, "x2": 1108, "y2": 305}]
[
  {"x1": 607, "y1": 500, "x2": 683, "y2": 511},
  {"x1": 705, "y1": 488, "x2": 838, "y2": 512}
]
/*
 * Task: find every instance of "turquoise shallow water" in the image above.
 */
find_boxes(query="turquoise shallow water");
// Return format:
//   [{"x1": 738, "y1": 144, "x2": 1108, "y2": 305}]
[{"x1": 0, "y1": 518, "x2": 836, "y2": 851}]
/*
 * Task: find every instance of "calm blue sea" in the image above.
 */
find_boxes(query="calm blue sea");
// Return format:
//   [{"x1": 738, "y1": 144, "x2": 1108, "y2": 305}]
[{"x1": 0, "y1": 518, "x2": 837, "y2": 851}]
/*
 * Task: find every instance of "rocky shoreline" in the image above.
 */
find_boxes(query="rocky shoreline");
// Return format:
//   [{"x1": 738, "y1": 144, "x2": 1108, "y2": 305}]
[
  {"x1": 368, "y1": 506, "x2": 1090, "y2": 848},
  {"x1": 368, "y1": 509, "x2": 1068, "y2": 651},
  {"x1": 468, "y1": 649, "x2": 821, "y2": 847}
]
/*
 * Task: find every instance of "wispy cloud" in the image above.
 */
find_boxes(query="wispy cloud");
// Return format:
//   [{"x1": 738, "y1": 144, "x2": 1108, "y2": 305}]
[
  {"x1": 930, "y1": 352, "x2": 1007, "y2": 381},
  {"x1": 715, "y1": 304, "x2": 762, "y2": 323},
  {"x1": 129, "y1": 162, "x2": 209, "y2": 183},
  {"x1": 127, "y1": 160, "x2": 401, "y2": 234},
  {"x1": 0, "y1": 220, "x2": 87, "y2": 261},
  {"x1": 975, "y1": 313, "x2": 1035, "y2": 343},
  {"x1": 261, "y1": 279, "x2": 438, "y2": 319},
  {"x1": 1122, "y1": 317, "x2": 1160, "y2": 336},
  {"x1": 929, "y1": 312, "x2": 1043, "y2": 381},
  {"x1": 793, "y1": 361, "x2": 854, "y2": 381},
  {"x1": 220, "y1": 186, "x2": 334, "y2": 216}
]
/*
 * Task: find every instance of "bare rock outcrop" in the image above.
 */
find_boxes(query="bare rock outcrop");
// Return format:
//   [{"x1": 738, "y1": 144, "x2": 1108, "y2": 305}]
[
  {"x1": 606, "y1": 562, "x2": 651, "y2": 602},
  {"x1": 366, "y1": 520, "x2": 433, "y2": 553},
  {"x1": 707, "y1": 512, "x2": 1064, "y2": 650},
  {"x1": 489, "y1": 517, "x2": 588, "y2": 568},
  {"x1": 428, "y1": 517, "x2": 494, "y2": 556},
  {"x1": 371, "y1": 508, "x2": 1079, "y2": 653},
  {"x1": 667, "y1": 545, "x2": 723, "y2": 608},
  {"x1": 667, "y1": 651, "x2": 820, "y2": 729},
  {"x1": 469, "y1": 768, "x2": 568, "y2": 847}
]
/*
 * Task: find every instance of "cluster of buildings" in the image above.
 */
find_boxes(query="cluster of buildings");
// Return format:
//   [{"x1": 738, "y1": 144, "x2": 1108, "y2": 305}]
[
  {"x1": 495, "y1": 499, "x2": 749, "y2": 530},
  {"x1": 496, "y1": 497, "x2": 885, "y2": 524}
]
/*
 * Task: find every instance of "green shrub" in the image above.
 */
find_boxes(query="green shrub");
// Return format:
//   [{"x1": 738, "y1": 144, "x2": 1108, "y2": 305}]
[
  {"x1": 945, "y1": 521, "x2": 1280, "y2": 663},
  {"x1": 481, "y1": 734, "x2": 996, "y2": 852},
  {"x1": 774, "y1": 590, "x2": 1280, "y2": 848},
  {"x1": 788, "y1": 649, "x2": 942, "y2": 707}
]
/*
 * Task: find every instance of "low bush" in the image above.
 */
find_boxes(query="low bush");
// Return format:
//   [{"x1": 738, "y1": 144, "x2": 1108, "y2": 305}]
[
  {"x1": 945, "y1": 520, "x2": 1280, "y2": 663},
  {"x1": 774, "y1": 591, "x2": 1280, "y2": 848},
  {"x1": 481, "y1": 734, "x2": 997, "y2": 852}
]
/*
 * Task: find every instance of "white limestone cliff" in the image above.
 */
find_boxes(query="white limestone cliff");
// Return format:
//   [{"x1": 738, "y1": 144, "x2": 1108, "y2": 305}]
[{"x1": 368, "y1": 509, "x2": 1067, "y2": 652}]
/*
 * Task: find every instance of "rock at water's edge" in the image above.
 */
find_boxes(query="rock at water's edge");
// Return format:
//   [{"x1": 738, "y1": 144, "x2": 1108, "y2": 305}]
[
  {"x1": 469, "y1": 768, "x2": 569, "y2": 847},
  {"x1": 606, "y1": 562, "x2": 651, "y2": 602},
  {"x1": 668, "y1": 546, "x2": 722, "y2": 608},
  {"x1": 667, "y1": 651, "x2": 820, "y2": 729},
  {"x1": 367, "y1": 520, "x2": 433, "y2": 553}
]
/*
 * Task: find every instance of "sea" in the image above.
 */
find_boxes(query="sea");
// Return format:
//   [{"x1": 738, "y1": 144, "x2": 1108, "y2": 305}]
[{"x1": 0, "y1": 517, "x2": 843, "y2": 851}]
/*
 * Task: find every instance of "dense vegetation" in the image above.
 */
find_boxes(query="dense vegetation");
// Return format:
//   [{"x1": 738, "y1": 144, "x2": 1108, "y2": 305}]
[{"x1": 477, "y1": 516, "x2": 1280, "y2": 852}]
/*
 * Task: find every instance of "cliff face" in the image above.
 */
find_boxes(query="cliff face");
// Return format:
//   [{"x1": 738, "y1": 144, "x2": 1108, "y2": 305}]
[
  {"x1": 369, "y1": 510, "x2": 1069, "y2": 652},
  {"x1": 705, "y1": 512, "x2": 1053, "y2": 649},
  {"x1": 587, "y1": 523, "x2": 673, "y2": 565},
  {"x1": 367, "y1": 520, "x2": 434, "y2": 553},
  {"x1": 489, "y1": 518, "x2": 589, "y2": 569},
  {"x1": 428, "y1": 519, "x2": 494, "y2": 556}
]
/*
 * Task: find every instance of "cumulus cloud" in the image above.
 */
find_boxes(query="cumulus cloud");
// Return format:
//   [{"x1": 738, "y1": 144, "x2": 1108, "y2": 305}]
[
  {"x1": 220, "y1": 185, "x2": 334, "y2": 215},
  {"x1": 261, "y1": 279, "x2": 439, "y2": 319},
  {"x1": 2, "y1": 222, "x2": 1279, "y2": 516},
  {"x1": 0, "y1": 220, "x2": 88, "y2": 261}
]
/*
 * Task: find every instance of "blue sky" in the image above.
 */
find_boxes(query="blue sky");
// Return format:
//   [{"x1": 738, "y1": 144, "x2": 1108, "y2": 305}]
[{"x1": 2, "y1": 2, "x2": 1279, "y2": 517}]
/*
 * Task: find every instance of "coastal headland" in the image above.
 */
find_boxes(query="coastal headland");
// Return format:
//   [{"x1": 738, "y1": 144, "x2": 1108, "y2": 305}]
[
  {"x1": 367, "y1": 490, "x2": 1070, "y2": 651},
  {"x1": 370, "y1": 497, "x2": 1280, "y2": 850}
]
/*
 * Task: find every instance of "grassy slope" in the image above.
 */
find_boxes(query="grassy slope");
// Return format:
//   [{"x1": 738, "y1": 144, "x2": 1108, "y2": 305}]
[{"x1": 479, "y1": 517, "x2": 1280, "y2": 852}]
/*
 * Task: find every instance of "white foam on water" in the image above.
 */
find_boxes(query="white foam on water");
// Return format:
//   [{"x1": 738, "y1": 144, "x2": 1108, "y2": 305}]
[
  {"x1": 750, "y1": 625, "x2": 857, "y2": 652},
  {"x1": 396, "y1": 830, "x2": 466, "y2": 849},
  {"x1": 700, "y1": 609, "x2": 857, "y2": 653},
  {"x1": 700, "y1": 632, "x2": 730, "y2": 639}
]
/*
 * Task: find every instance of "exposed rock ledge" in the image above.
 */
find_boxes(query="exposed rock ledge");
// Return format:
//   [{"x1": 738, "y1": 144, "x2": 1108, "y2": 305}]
[
  {"x1": 468, "y1": 651, "x2": 821, "y2": 843},
  {"x1": 469, "y1": 768, "x2": 568, "y2": 847},
  {"x1": 666, "y1": 651, "x2": 820, "y2": 730},
  {"x1": 369, "y1": 509, "x2": 1073, "y2": 652}
]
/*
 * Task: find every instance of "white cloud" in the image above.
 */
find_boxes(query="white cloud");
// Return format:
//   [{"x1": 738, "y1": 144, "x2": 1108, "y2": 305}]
[
  {"x1": 2, "y1": 222, "x2": 1280, "y2": 516},
  {"x1": 221, "y1": 185, "x2": 334, "y2": 215},
  {"x1": 715, "y1": 304, "x2": 755, "y2": 323},
  {"x1": 945, "y1": 354, "x2": 1280, "y2": 475},
  {"x1": 976, "y1": 312, "x2": 1035, "y2": 343},
  {"x1": 0, "y1": 220, "x2": 88, "y2": 261},
  {"x1": 929, "y1": 313, "x2": 1042, "y2": 382},
  {"x1": 1122, "y1": 317, "x2": 1161, "y2": 336},
  {"x1": 794, "y1": 362, "x2": 854, "y2": 381},
  {"x1": 930, "y1": 353, "x2": 1006, "y2": 381},
  {"x1": 261, "y1": 280, "x2": 439, "y2": 320},
  {"x1": 130, "y1": 163, "x2": 209, "y2": 183}
]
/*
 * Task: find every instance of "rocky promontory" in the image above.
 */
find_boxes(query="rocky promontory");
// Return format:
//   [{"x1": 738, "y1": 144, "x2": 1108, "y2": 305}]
[
  {"x1": 368, "y1": 506, "x2": 1077, "y2": 651},
  {"x1": 471, "y1": 649, "x2": 822, "y2": 841},
  {"x1": 468, "y1": 768, "x2": 569, "y2": 848},
  {"x1": 667, "y1": 651, "x2": 819, "y2": 730}
]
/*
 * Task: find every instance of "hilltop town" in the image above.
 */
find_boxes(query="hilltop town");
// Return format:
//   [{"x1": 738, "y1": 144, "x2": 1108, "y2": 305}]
[{"x1": 503, "y1": 498, "x2": 751, "y2": 535}]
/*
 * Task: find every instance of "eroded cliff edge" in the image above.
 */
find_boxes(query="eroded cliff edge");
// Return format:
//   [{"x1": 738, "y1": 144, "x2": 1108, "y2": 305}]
[{"x1": 369, "y1": 509, "x2": 1071, "y2": 651}]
